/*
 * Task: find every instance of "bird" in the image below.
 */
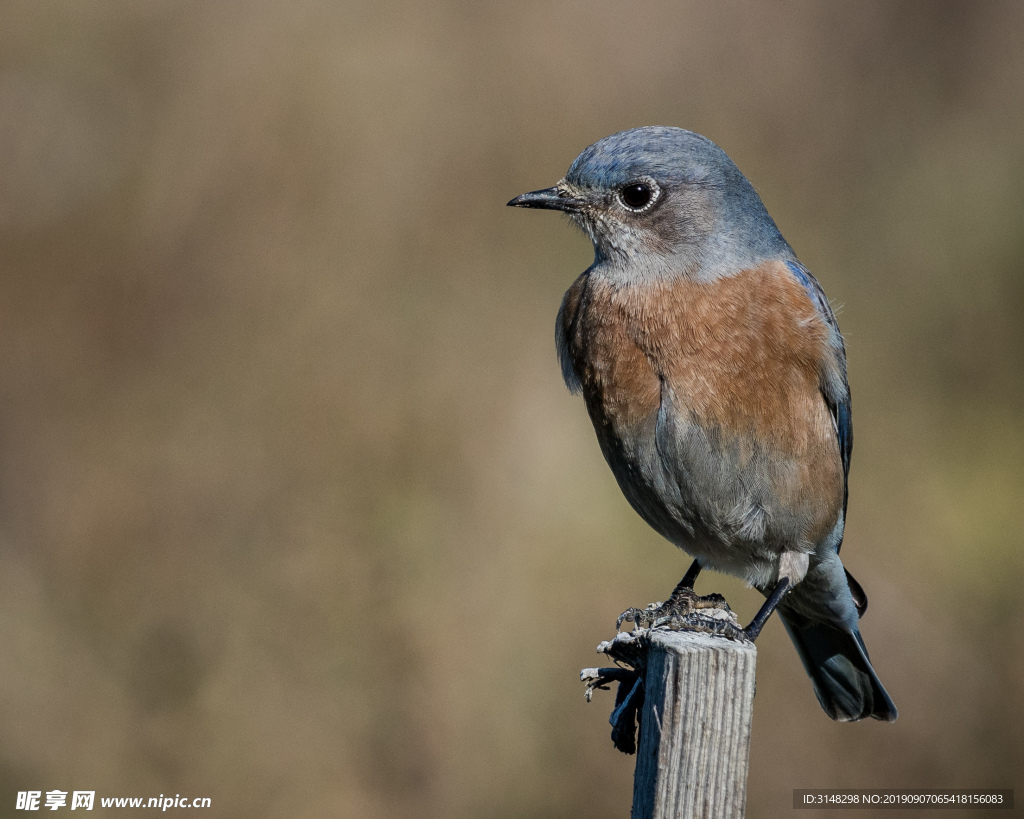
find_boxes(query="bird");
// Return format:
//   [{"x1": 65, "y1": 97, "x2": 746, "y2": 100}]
[{"x1": 508, "y1": 126, "x2": 897, "y2": 722}]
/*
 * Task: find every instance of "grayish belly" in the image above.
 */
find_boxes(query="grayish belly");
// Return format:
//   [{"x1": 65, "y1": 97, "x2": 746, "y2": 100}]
[{"x1": 594, "y1": 389, "x2": 831, "y2": 588}]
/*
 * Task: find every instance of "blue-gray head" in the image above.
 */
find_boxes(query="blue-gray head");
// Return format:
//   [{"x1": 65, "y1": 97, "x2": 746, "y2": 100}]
[{"x1": 508, "y1": 127, "x2": 794, "y2": 280}]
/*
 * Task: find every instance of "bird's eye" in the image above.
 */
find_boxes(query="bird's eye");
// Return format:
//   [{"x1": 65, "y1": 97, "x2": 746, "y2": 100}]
[{"x1": 620, "y1": 181, "x2": 656, "y2": 211}]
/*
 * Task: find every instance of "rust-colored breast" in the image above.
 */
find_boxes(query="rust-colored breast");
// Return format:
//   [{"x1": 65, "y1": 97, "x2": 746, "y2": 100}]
[
  {"x1": 561, "y1": 273, "x2": 661, "y2": 433},
  {"x1": 563, "y1": 261, "x2": 844, "y2": 538},
  {"x1": 655, "y1": 262, "x2": 830, "y2": 449}
]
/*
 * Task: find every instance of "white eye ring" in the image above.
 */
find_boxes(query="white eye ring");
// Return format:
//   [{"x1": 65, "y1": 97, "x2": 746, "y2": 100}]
[{"x1": 617, "y1": 176, "x2": 660, "y2": 212}]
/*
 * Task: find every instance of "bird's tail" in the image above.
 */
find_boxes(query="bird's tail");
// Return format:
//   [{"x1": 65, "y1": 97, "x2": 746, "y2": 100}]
[{"x1": 779, "y1": 612, "x2": 898, "y2": 722}]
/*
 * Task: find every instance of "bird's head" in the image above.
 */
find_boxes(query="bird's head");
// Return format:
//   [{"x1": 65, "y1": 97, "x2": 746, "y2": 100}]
[{"x1": 508, "y1": 126, "x2": 793, "y2": 281}]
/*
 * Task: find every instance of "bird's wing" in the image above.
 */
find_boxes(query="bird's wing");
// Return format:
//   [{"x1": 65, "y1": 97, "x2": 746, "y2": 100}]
[
  {"x1": 784, "y1": 262, "x2": 867, "y2": 616},
  {"x1": 783, "y1": 261, "x2": 852, "y2": 537}
]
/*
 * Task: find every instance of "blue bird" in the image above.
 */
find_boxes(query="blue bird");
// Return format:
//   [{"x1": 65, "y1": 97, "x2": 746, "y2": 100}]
[{"x1": 508, "y1": 127, "x2": 897, "y2": 722}]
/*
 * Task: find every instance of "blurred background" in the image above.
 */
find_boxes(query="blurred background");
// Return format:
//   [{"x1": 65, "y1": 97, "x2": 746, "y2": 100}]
[{"x1": 0, "y1": 1, "x2": 1021, "y2": 816}]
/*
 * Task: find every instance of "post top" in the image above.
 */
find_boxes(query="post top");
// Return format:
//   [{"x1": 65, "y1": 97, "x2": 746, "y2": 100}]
[{"x1": 648, "y1": 627, "x2": 758, "y2": 656}]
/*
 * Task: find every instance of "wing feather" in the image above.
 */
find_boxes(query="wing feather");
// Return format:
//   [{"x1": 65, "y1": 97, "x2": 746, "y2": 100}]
[{"x1": 784, "y1": 261, "x2": 852, "y2": 542}]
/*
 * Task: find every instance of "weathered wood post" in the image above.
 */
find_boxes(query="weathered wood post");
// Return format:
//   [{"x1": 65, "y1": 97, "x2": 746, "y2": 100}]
[{"x1": 583, "y1": 623, "x2": 757, "y2": 819}]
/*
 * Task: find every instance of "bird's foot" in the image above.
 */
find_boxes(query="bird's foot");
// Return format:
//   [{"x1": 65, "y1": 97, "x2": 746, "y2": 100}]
[{"x1": 616, "y1": 586, "x2": 745, "y2": 640}]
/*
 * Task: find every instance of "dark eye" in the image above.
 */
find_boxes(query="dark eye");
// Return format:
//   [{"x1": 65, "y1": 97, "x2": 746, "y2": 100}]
[{"x1": 620, "y1": 182, "x2": 653, "y2": 210}]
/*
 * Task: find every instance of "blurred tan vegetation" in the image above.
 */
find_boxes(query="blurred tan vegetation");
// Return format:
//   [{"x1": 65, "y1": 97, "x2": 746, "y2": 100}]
[{"x1": 0, "y1": 1, "x2": 1022, "y2": 817}]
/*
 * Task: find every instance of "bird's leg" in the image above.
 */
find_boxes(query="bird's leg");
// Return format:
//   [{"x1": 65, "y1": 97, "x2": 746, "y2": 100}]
[
  {"x1": 617, "y1": 559, "x2": 731, "y2": 631},
  {"x1": 738, "y1": 577, "x2": 791, "y2": 642},
  {"x1": 671, "y1": 558, "x2": 703, "y2": 593}
]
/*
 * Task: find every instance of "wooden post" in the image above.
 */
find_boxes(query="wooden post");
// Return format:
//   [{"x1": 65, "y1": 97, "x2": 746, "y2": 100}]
[
  {"x1": 583, "y1": 626, "x2": 757, "y2": 819},
  {"x1": 632, "y1": 630, "x2": 757, "y2": 819}
]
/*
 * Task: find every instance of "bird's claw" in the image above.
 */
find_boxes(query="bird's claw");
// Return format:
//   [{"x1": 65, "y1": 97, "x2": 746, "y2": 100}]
[
  {"x1": 616, "y1": 605, "x2": 656, "y2": 630},
  {"x1": 616, "y1": 587, "x2": 745, "y2": 640}
]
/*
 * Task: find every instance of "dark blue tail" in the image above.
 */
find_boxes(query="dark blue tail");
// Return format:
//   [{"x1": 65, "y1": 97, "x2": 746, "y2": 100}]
[{"x1": 780, "y1": 613, "x2": 898, "y2": 722}]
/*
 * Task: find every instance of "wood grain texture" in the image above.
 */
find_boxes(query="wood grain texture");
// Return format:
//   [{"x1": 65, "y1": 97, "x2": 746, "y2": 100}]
[{"x1": 632, "y1": 631, "x2": 757, "y2": 819}]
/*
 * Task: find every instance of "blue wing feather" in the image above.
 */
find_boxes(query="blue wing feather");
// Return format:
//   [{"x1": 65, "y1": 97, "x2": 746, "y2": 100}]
[{"x1": 785, "y1": 261, "x2": 852, "y2": 548}]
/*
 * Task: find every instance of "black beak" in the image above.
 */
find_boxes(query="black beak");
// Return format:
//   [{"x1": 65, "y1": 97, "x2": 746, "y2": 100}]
[{"x1": 507, "y1": 186, "x2": 584, "y2": 212}]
